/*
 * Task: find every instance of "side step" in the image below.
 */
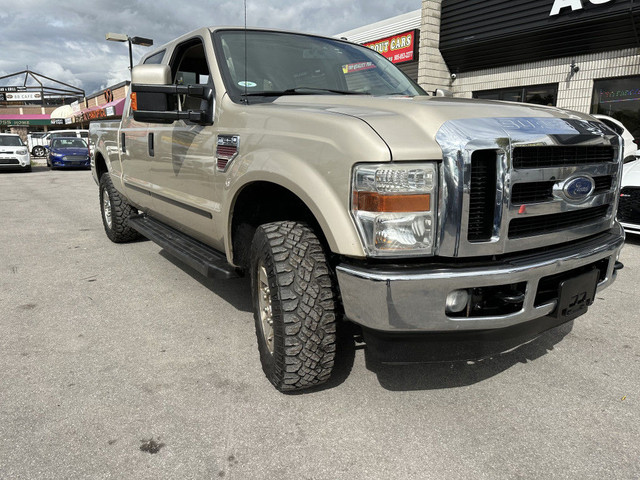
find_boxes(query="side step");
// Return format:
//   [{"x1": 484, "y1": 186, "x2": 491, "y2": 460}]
[{"x1": 128, "y1": 214, "x2": 239, "y2": 280}]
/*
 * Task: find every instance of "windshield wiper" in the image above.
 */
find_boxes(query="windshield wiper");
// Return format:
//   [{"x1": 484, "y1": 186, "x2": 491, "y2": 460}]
[{"x1": 241, "y1": 87, "x2": 370, "y2": 97}]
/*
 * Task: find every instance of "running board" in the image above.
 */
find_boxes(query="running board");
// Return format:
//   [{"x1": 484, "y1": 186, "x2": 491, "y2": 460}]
[{"x1": 128, "y1": 214, "x2": 239, "y2": 279}]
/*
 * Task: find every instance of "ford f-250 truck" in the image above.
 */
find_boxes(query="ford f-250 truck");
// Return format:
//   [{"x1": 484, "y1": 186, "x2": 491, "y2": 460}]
[{"x1": 91, "y1": 27, "x2": 625, "y2": 392}]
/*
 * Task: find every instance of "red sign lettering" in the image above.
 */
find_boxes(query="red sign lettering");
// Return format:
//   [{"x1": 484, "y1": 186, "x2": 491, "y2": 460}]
[{"x1": 364, "y1": 30, "x2": 416, "y2": 64}]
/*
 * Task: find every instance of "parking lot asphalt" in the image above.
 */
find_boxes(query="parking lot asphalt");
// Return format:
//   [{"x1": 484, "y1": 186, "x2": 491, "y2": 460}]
[{"x1": 1, "y1": 168, "x2": 638, "y2": 479}]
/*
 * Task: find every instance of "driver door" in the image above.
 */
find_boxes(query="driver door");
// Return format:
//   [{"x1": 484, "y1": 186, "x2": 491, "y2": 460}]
[{"x1": 150, "y1": 36, "x2": 221, "y2": 247}]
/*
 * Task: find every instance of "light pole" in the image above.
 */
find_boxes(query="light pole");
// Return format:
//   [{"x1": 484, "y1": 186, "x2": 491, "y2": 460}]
[{"x1": 105, "y1": 33, "x2": 154, "y2": 74}]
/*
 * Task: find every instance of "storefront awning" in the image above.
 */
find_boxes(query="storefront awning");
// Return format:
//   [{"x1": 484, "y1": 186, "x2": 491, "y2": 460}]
[
  {"x1": 79, "y1": 98, "x2": 125, "y2": 122},
  {"x1": 50, "y1": 105, "x2": 74, "y2": 119},
  {"x1": 0, "y1": 114, "x2": 52, "y2": 126}
]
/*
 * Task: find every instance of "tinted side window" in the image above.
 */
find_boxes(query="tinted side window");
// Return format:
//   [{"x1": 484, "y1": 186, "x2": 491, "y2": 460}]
[
  {"x1": 169, "y1": 38, "x2": 212, "y2": 111},
  {"x1": 144, "y1": 50, "x2": 166, "y2": 65}
]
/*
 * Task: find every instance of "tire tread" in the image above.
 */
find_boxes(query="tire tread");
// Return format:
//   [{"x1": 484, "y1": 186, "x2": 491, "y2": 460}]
[
  {"x1": 99, "y1": 174, "x2": 141, "y2": 243},
  {"x1": 252, "y1": 221, "x2": 338, "y2": 391}
]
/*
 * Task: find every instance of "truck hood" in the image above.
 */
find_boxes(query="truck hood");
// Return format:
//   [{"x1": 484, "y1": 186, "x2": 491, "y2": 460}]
[{"x1": 270, "y1": 95, "x2": 597, "y2": 160}]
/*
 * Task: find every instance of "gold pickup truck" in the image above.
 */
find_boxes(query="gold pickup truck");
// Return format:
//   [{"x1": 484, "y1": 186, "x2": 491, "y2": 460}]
[{"x1": 90, "y1": 27, "x2": 625, "y2": 392}]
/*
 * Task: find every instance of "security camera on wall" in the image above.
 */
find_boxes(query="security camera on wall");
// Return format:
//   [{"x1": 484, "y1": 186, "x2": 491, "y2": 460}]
[{"x1": 450, "y1": 73, "x2": 457, "y2": 80}]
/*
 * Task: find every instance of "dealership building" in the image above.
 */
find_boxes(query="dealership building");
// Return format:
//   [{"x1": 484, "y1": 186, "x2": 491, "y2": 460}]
[{"x1": 339, "y1": 0, "x2": 640, "y2": 140}]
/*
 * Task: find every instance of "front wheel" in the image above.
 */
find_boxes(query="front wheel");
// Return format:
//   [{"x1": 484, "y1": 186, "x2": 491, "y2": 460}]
[
  {"x1": 99, "y1": 174, "x2": 141, "y2": 243},
  {"x1": 250, "y1": 221, "x2": 338, "y2": 392},
  {"x1": 33, "y1": 146, "x2": 45, "y2": 157}
]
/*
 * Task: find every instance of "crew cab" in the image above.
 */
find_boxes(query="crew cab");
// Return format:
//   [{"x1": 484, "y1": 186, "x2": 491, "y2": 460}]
[{"x1": 91, "y1": 27, "x2": 625, "y2": 391}]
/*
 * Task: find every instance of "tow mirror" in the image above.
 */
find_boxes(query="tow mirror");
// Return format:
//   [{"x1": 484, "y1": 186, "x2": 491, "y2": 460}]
[
  {"x1": 132, "y1": 64, "x2": 172, "y2": 85},
  {"x1": 130, "y1": 64, "x2": 214, "y2": 125}
]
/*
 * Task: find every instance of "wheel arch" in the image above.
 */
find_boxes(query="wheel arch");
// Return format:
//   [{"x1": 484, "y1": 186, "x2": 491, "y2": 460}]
[
  {"x1": 227, "y1": 177, "x2": 363, "y2": 269},
  {"x1": 94, "y1": 151, "x2": 108, "y2": 180}
]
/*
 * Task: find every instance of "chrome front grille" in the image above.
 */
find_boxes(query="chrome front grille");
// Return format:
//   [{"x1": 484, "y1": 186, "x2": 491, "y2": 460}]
[
  {"x1": 435, "y1": 116, "x2": 622, "y2": 258},
  {"x1": 512, "y1": 145, "x2": 615, "y2": 169},
  {"x1": 511, "y1": 175, "x2": 613, "y2": 205},
  {"x1": 508, "y1": 204, "x2": 610, "y2": 238},
  {"x1": 468, "y1": 151, "x2": 497, "y2": 242}
]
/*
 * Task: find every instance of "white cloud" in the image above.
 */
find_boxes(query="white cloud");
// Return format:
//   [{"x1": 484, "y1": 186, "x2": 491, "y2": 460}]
[
  {"x1": 0, "y1": 0, "x2": 421, "y2": 96},
  {"x1": 31, "y1": 61, "x2": 84, "y2": 89}
]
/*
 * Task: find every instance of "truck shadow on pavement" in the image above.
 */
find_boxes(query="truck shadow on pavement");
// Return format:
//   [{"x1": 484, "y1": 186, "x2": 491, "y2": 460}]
[
  {"x1": 624, "y1": 234, "x2": 640, "y2": 246},
  {"x1": 158, "y1": 250, "x2": 359, "y2": 392},
  {"x1": 157, "y1": 249, "x2": 575, "y2": 393},
  {"x1": 364, "y1": 321, "x2": 574, "y2": 391},
  {"x1": 159, "y1": 250, "x2": 254, "y2": 313}
]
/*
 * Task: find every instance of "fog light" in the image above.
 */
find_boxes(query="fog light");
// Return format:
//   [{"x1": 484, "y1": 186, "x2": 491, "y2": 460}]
[{"x1": 446, "y1": 289, "x2": 469, "y2": 314}]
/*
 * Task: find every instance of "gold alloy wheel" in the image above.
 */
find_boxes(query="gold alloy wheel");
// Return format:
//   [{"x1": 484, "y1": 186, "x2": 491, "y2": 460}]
[
  {"x1": 257, "y1": 261, "x2": 274, "y2": 354},
  {"x1": 102, "y1": 189, "x2": 112, "y2": 229}
]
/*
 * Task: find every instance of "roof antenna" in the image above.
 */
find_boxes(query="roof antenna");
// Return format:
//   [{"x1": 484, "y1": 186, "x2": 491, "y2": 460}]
[{"x1": 244, "y1": 0, "x2": 248, "y2": 103}]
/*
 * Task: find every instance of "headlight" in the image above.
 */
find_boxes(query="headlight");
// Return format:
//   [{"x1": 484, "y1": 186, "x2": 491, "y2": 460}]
[
  {"x1": 17, "y1": 148, "x2": 28, "y2": 155},
  {"x1": 351, "y1": 162, "x2": 438, "y2": 257}
]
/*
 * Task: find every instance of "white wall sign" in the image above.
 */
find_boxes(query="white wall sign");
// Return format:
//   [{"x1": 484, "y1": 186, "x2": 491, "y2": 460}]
[
  {"x1": 5, "y1": 92, "x2": 42, "y2": 101},
  {"x1": 550, "y1": 0, "x2": 612, "y2": 16}
]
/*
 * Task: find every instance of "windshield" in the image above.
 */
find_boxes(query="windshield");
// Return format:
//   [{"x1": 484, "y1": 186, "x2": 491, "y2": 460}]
[
  {"x1": 52, "y1": 138, "x2": 87, "y2": 148},
  {"x1": 0, "y1": 136, "x2": 24, "y2": 147},
  {"x1": 213, "y1": 30, "x2": 426, "y2": 102}
]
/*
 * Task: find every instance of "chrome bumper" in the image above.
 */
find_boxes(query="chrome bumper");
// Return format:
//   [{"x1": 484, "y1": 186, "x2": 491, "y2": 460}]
[{"x1": 336, "y1": 224, "x2": 624, "y2": 333}]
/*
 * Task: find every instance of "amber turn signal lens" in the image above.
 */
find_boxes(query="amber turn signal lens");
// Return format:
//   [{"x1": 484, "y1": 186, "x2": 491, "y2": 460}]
[
  {"x1": 354, "y1": 192, "x2": 430, "y2": 212},
  {"x1": 130, "y1": 92, "x2": 138, "y2": 111}
]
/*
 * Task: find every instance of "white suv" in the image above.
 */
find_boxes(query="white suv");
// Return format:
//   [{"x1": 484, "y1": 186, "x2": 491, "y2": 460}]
[{"x1": 0, "y1": 134, "x2": 31, "y2": 172}]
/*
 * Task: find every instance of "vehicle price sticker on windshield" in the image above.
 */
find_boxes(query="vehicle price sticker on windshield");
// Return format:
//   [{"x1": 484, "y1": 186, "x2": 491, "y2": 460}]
[{"x1": 342, "y1": 62, "x2": 376, "y2": 74}]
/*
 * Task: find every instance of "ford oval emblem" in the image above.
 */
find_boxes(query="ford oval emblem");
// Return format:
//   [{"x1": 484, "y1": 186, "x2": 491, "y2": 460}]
[{"x1": 564, "y1": 176, "x2": 594, "y2": 201}]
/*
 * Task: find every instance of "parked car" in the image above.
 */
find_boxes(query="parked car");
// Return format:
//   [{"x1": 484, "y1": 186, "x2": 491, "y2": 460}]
[
  {"x1": 26, "y1": 132, "x2": 46, "y2": 156},
  {"x1": 47, "y1": 137, "x2": 90, "y2": 169},
  {"x1": 592, "y1": 114, "x2": 638, "y2": 161},
  {"x1": 618, "y1": 157, "x2": 640, "y2": 235},
  {"x1": 0, "y1": 133, "x2": 31, "y2": 172},
  {"x1": 30, "y1": 129, "x2": 90, "y2": 157}
]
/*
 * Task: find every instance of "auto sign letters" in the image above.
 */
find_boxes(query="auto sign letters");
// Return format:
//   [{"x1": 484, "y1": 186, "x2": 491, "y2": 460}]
[{"x1": 550, "y1": 0, "x2": 612, "y2": 16}]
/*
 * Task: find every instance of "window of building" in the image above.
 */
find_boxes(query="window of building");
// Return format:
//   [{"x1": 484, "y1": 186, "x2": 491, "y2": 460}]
[
  {"x1": 473, "y1": 83, "x2": 558, "y2": 106},
  {"x1": 591, "y1": 76, "x2": 640, "y2": 142}
]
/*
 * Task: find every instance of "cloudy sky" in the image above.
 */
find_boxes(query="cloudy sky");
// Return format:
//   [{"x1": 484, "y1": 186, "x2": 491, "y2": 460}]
[{"x1": 0, "y1": 0, "x2": 421, "y2": 97}]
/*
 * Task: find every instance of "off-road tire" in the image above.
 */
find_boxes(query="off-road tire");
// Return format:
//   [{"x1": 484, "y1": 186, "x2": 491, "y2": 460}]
[
  {"x1": 250, "y1": 221, "x2": 338, "y2": 392},
  {"x1": 99, "y1": 174, "x2": 141, "y2": 243}
]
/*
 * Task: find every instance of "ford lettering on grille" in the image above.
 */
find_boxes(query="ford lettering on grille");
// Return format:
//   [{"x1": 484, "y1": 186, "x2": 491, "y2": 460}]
[{"x1": 564, "y1": 176, "x2": 594, "y2": 201}]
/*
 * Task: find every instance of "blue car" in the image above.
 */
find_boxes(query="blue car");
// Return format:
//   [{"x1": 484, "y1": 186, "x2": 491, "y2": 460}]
[{"x1": 47, "y1": 137, "x2": 90, "y2": 169}]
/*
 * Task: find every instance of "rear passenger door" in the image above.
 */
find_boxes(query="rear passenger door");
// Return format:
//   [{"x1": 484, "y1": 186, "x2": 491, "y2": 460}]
[{"x1": 120, "y1": 92, "x2": 155, "y2": 211}]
